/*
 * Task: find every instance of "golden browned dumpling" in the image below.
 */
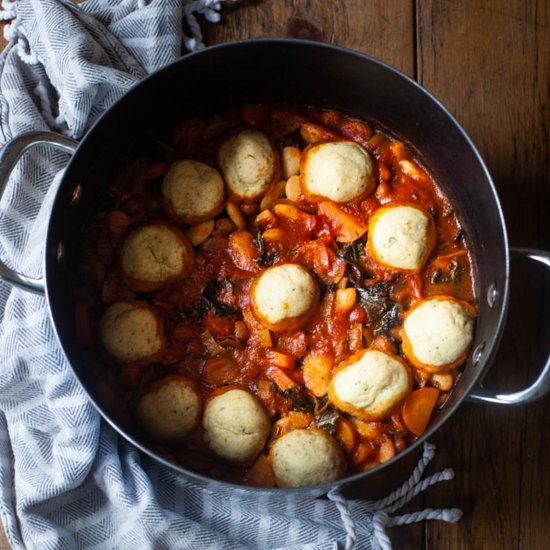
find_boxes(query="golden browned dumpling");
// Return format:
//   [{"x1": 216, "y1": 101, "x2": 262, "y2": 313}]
[
  {"x1": 138, "y1": 376, "x2": 201, "y2": 440},
  {"x1": 119, "y1": 223, "x2": 193, "y2": 292},
  {"x1": 270, "y1": 429, "x2": 345, "y2": 487},
  {"x1": 329, "y1": 349, "x2": 412, "y2": 421},
  {"x1": 367, "y1": 203, "x2": 436, "y2": 272},
  {"x1": 250, "y1": 263, "x2": 319, "y2": 332},
  {"x1": 218, "y1": 130, "x2": 277, "y2": 199},
  {"x1": 99, "y1": 301, "x2": 164, "y2": 364},
  {"x1": 402, "y1": 296, "x2": 476, "y2": 372},
  {"x1": 301, "y1": 141, "x2": 374, "y2": 202},
  {"x1": 162, "y1": 160, "x2": 225, "y2": 223},
  {"x1": 202, "y1": 388, "x2": 271, "y2": 465}
]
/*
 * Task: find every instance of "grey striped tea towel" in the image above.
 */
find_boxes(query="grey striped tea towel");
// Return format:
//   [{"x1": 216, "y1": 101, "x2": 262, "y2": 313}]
[{"x1": 0, "y1": 1, "x2": 461, "y2": 548}]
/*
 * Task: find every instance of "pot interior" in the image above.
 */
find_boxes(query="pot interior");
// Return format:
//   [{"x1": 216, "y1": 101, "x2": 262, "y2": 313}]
[{"x1": 44, "y1": 40, "x2": 508, "y2": 493}]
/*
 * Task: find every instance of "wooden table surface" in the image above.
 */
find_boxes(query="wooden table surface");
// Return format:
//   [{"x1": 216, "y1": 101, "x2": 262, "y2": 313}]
[{"x1": 1, "y1": 1, "x2": 549, "y2": 549}]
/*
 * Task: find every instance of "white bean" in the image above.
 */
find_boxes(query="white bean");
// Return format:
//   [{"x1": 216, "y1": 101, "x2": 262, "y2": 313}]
[
  {"x1": 285, "y1": 175, "x2": 301, "y2": 202},
  {"x1": 226, "y1": 201, "x2": 246, "y2": 230},
  {"x1": 431, "y1": 373, "x2": 453, "y2": 392},
  {"x1": 185, "y1": 219, "x2": 215, "y2": 246},
  {"x1": 281, "y1": 146, "x2": 301, "y2": 178},
  {"x1": 260, "y1": 180, "x2": 286, "y2": 211}
]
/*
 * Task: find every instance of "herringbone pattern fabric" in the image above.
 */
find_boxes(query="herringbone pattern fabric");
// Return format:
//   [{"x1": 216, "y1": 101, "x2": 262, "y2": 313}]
[{"x1": 0, "y1": 1, "x2": 381, "y2": 548}]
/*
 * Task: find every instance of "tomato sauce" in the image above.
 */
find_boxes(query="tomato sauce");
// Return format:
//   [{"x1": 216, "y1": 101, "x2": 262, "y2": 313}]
[{"x1": 77, "y1": 103, "x2": 476, "y2": 486}]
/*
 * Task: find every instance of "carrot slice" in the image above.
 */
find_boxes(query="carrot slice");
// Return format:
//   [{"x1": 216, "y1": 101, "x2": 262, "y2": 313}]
[
  {"x1": 273, "y1": 203, "x2": 313, "y2": 222},
  {"x1": 302, "y1": 351, "x2": 333, "y2": 397},
  {"x1": 336, "y1": 417, "x2": 358, "y2": 455},
  {"x1": 266, "y1": 349, "x2": 296, "y2": 371},
  {"x1": 402, "y1": 387, "x2": 440, "y2": 436},
  {"x1": 318, "y1": 201, "x2": 368, "y2": 243},
  {"x1": 273, "y1": 411, "x2": 313, "y2": 438},
  {"x1": 228, "y1": 230, "x2": 259, "y2": 272},
  {"x1": 266, "y1": 366, "x2": 297, "y2": 392},
  {"x1": 258, "y1": 329, "x2": 273, "y2": 348},
  {"x1": 352, "y1": 441, "x2": 374, "y2": 466}
]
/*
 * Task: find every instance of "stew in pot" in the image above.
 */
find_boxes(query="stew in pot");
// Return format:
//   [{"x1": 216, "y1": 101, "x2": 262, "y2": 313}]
[{"x1": 76, "y1": 104, "x2": 476, "y2": 488}]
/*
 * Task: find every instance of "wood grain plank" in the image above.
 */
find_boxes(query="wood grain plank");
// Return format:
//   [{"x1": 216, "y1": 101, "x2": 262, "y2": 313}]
[
  {"x1": 417, "y1": 1, "x2": 550, "y2": 548},
  {"x1": 0, "y1": 525, "x2": 9, "y2": 550},
  {"x1": 0, "y1": 20, "x2": 8, "y2": 50},
  {"x1": 204, "y1": 0, "x2": 416, "y2": 77},
  {"x1": 516, "y1": 263, "x2": 550, "y2": 550}
]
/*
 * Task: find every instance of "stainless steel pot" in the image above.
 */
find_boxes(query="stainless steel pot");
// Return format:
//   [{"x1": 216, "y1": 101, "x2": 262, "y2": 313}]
[{"x1": 1, "y1": 39, "x2": 549, "y2": 495}]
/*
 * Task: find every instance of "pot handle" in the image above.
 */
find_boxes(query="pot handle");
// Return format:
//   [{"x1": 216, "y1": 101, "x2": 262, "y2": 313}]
[
  {"x1": 0, "y1": 131, "x2": 78, "y2": 294},
  {"x1": 468, "y1": 247, "x2": 550, "y2": 404}
]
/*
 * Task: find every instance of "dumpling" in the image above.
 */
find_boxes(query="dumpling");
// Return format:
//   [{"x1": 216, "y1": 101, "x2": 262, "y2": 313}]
[
  {"x1": 138, "y1": 376, "x2": 201, "y2": 440},
  {"x1": 301, "y1": 141, "x2": 374, "y2": 202},
  {"x1": 367, "y1": 203, "x2": 435, "y2": 272},
  {"x1": 162, "y1": 159, "x2": 225, "y2": 223},
  {"x1": 402, "y1": 295, "x2": 476, "y2": 372},
  {"x1": 329, "y1": 349, "x2": 412, "y2": 421},
  {"x1": 270, "y1": 428, "x2": 345, "y2": 487},
  {"x1": 99, "y1": 301, "x2": 164, "y2": 364},
  {"x1": 202, "y1": 388, "x2": 271, "y2": 465},
  {"x1": 119, "y1": 223, "x2": 193, "y2": 292},
  {"x1": 250, "y1": 263, "x2": 319, "y2": 332},
  {"x1": 218, "y1": 130, "x2": 277, "y2": 199}
]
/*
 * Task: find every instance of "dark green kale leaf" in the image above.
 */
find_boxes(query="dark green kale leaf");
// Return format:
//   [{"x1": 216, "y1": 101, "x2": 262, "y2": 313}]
[
  {"x1": 356, "y1": 281, "x2": 402, "y2": 336},
  {"x1": 253, "y1": 228, "x2": 279, "y2": 268},
  {"x1": 315, "y1": 404, "x2": 340, "y2": 437},
  {"x1": 337, "y1": 240, "x2": 367, "y2": 286},
  {"x1": 199, "y1": 279, "x2": 239, "y2": 319}
]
